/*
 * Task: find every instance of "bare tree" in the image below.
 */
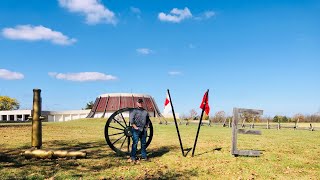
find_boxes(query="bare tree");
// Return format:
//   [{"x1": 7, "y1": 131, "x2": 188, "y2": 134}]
[
  {"x1": 189, "y1": 109, "x2": 198, "y2": 120},
  {"x1": 213, "y1": 111, "x2": 226, "y2": 123},
  {"x1": 240, "y1": 112, "x2": 261, "y2": 128},
  {"x1": 184, "y1": 109, "x2": 198, "y2": 125},
  {"x1": 241, "y1": 112, "x2": 254, "y2": 123}
]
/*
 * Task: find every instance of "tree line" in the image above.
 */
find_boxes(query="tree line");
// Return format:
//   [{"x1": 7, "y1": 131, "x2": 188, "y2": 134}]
[{"x1": 181, "y1": 109, "x2": 320, "y2": 123}]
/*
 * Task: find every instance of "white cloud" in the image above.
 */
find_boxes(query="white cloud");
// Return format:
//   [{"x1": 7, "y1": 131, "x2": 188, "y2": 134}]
[
  {"x1": 130, "y1": 7, "x2": 141, "y2": 14},
  {"x1": 168, "y1": 71, "x2": 182, "y2": 76},
  {"x1": 136, "y1": 48, "x2": 153, "y2": 55},
  {"x1": 49, "y1": 72, "x2": 117, "y2": 82},
  {"x1": 59, "y1": 0, "x2": 117, "y2": 25},
  {"x1": 2, "y1": 25, "x2": 76, "y2": 45},
  {"x1": 204, "y1": 11, "x2": 215, "y2": 19},
  {"x1": 130, "y1": 6, "x2": 141, "y2": 19},
  {"x1": 194, "y1": 10, "x2": 216, "y2": 20},
  {"x1": 0, "y1": 69, "x2": 24, "y2": 80},
  {"x1": 158, "y1": 7, "x2": 192, "y2": 23}
]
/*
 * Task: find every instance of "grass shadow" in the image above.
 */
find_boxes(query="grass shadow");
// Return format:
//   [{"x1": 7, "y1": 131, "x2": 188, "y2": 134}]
[
  {"x1": 148, "y1": 145, "x2": 177, "y2": 158},
  {"x1": 0, "y1": 145, "x2": 30, "y2": 168},
  {"x1": 145, "y1": 168, "x2": 199, "y2": 180},
  {"x1": 0, "y1": 140, "x2": 126, "y2": 177},
  {"x1": 193, "y1": 147, "x2": 222, "y2": 157}
]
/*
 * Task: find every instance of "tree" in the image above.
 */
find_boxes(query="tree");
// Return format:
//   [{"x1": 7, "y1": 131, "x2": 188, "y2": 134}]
[
  {"x1": 189, "y1": 109, "x2": 198, "y2": 120},
  {"x1": 241, "y1": 112, "x2": 261, "y2": 123},
  {"x1": 282, "y1": 116, "x2": 289, "y2": 122},
  {"x1": 85, "y1": 101, "x2": 94, "y2": 110},
  {"x1": 213, "y1": 111, "x2": 226, "y2": 123},
  {"x1": 0, "y1": 96, "x2": 20, "y2": 110},
  {"x1": 203, "y1": 113, "x2": 210, "y2": 120},
  {"x1": 273, "y1": 115, "x2": 281, "y2": 123},
  {"x1": 240, "y1": 112, "x2": 254, "y2": 123},
  {"x1": 273, "y1": 115, "x2": 290, "y2": 123},
  {"x1": 293, "y1": 113, "x2": 304, "y2": 122}
]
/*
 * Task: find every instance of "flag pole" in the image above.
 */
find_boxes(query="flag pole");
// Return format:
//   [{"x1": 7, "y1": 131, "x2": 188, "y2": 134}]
[
  {"x1": 167, "y1": 89, "x2": 185, "y2": 157},
  {"x1": 192, "y1": 89, "x2": 209, "y2": 157}
]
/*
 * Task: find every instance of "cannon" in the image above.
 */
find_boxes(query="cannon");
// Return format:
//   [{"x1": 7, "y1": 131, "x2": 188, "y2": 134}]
[{"x1": 104, "y1": 108, "x2": 153, "y2": 154}]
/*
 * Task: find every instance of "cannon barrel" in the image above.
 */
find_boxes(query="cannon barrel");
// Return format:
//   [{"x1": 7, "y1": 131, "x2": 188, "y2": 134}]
[{"x1": 30, "y1": 89, "x2": 43, "y2": 149}]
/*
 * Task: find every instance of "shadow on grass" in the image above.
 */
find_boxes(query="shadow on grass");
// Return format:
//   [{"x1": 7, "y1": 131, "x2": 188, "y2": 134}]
[
  {"x1": 148, "y1": 145, "x2": 177, "y2": 158},
  {"x1": 0, "y1": 140, "x2": 127, "y2": 178},
  {"x1": 0, "y1": 145, "x2": 30, "y2": 168},
  {"x1": 142, "y1": 168, "x2": 199, "y2": 180},
  {"x1": 193, "y1": 147, "x2": 222, "y2": 157},
  {"x1": 0, "y1": 141, "x2": 192, "y2": 179}
]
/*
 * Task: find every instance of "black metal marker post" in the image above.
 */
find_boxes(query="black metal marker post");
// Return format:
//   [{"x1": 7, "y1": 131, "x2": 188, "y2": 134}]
[
  {"x1": 167, "y1": 89, "x2": 185, "y2": 157},
  {"x1": 191, "y1": 89, "x2": 209, "y2": 157}
]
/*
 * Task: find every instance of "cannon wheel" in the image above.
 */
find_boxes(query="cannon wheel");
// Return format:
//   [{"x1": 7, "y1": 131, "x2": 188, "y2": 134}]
[{"x1": 104, "y1": 108, "x2": 153, "y2": 155}]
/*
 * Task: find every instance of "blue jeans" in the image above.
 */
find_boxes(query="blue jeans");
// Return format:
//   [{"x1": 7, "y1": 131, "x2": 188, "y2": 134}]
[{"x1": 130, "y1": 128, "x2": 147, "y2": 160}]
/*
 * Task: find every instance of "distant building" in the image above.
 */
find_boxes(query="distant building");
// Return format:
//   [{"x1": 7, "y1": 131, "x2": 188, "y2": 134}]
[{"x1": 0, "y1": 109, "x2": 90, "y2": 122}]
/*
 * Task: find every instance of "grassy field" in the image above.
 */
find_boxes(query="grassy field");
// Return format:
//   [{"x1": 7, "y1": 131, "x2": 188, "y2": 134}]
[{"x1": 0, "y1": 119, "x2": 319, "y2": 179}]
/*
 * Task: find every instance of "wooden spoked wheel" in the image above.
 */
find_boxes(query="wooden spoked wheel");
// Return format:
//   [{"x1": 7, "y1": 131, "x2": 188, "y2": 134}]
[{"x1": 104, "y1": 108, "x2": 153, "y2": 155}]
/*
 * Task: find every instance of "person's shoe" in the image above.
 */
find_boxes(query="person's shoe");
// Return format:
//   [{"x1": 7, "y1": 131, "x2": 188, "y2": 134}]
[{"x1": 127, "y1": 158, "x2": 135, "y2": 163}]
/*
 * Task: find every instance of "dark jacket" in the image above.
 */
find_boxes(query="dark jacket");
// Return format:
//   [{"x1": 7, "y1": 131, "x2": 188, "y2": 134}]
[{"x1": 129, "y1": 108, "x2": 150, "y2": 131}]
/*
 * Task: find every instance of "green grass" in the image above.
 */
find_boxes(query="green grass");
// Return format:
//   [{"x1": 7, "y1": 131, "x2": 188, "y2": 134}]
[{"x1": 1, "y1": 119, "x2": 319, "y2": 179}]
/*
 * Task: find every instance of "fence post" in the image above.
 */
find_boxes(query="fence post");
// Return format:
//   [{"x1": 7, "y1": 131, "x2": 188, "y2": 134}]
[
  {"x1": 251, "y1": 117, "x2": 255, "y2": 128},
  {"x1": 309, "y1": 124, "x2": 314, "y2": 131},
  {"x1": 222, "y1": 118, "x2": 227, "y2": 127},
  {"x1": 231, "y1": 108, "x2": 238, "y2": 156},
  {"x1": 241, "y1": 116, "x2": 246, "y2": 128},
  {"x1": 294, "y1": 118, "x2": 299, "y2": 130}
]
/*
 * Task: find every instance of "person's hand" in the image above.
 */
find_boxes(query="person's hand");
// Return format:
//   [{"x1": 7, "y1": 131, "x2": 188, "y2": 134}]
[{"x1": 132, "y1": 125, "x2": 139, "y2": 130}]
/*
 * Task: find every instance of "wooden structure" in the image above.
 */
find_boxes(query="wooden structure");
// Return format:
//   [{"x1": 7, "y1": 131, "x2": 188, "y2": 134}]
[{"x1": 231, "y1": 108, "x2": 263, "y2": 157}]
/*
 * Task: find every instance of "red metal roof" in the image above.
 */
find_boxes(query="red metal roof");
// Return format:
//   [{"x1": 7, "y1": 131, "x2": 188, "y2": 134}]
[{"x1": 87, "y1": 93, "x2": 161, "y2": 118}]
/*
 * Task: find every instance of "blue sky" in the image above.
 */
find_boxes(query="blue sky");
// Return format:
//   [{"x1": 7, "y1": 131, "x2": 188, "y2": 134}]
[{"x1": 0, "y1": 0, "x2": 319, "y2": 117}]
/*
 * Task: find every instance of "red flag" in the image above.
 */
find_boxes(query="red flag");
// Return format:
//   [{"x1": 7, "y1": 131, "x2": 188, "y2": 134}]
[
  {"x1": 200, "y1": 91, "x2": 210, "y2": 115},
  {"x1": 164, "y1": 93, "x2": 171, "y2": 114},
  {"x1": 164, "y1": 95, "x2": 170, "y2": 106}
]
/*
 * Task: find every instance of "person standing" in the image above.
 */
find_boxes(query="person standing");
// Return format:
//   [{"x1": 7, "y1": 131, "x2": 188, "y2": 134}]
[{"x1": 129, "y1": 98, "x2": 150, "y2": 161}]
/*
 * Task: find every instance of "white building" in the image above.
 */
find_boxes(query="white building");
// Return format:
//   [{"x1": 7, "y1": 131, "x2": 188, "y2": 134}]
[
  {"x1": 0, "y1": 110, "x2": 32, "y2": 121},
  {"x1": 0, "y1": 109, "x2": 90, "y2": 122}
]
